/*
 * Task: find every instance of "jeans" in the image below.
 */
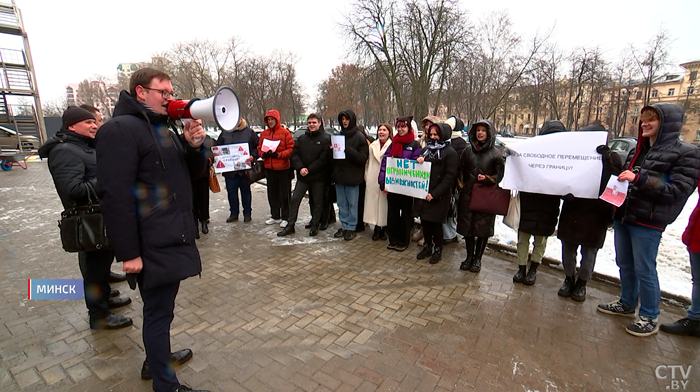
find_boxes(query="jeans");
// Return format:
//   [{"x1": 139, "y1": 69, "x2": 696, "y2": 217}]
[
  {"x1": 266, "y1": 169, "x2": 291, "y2": 220},
  {"x1": 78, "y1": 249, "x2": 113, "y2": 319},
  {"x1": 561, "y1": 240, "x2": 598, "y2": 281},
  {"x1": 688, "y1": 251, "x2": 700, "y2": 320},
  {"x1": 288, "y1": 180, "x2": 325, "y2": 226},
  {"x1": 613, "y1": 220, "x2": 663, "y2": 319},
  {"x1": 140, "y1": 281, "x2": 180, "y2": 392},
  {"x1": 224, "y1": 175, "x2": 251, "y2": 218},
  {"x1": 335, "y1": 184, "x2": 360, "y2": 230},
  {"x1": 516, "y1": 231, "x2": 547, "y2": 266},
  {"x1": 442, "y1": 215, "x2": 457, "y2": 240}
]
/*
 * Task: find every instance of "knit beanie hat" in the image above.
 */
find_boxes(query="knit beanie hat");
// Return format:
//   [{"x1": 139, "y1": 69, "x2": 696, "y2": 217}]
[{"x1": 62, "y1": 106, "x2": 95, "y2": 129}]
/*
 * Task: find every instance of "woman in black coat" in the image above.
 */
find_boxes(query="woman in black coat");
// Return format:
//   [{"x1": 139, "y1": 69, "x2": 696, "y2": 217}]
[
  {"x1": 457, "y1": 119, "x2": 505, "y2": 273},
  {"x1": 414, "y1": 123, "x2": 458, "y2": 264},
  {"x1": 557, "y1": 125, "x2": 623, "y2": 302}
]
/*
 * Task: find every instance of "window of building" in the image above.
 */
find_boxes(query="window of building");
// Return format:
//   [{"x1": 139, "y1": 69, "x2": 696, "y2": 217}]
[
  {"x1": 651, "y1": 89, "x2": 658, "y2": 98},
  {"x1": 636, "y1": 91, "x2": 642, "y2": 100},
  {"x1": 527, "y1": 114, "x2": 531, "y2": 122},
  {"x1": 669, "y1": 88, "x2": 675, "y2": 96},
  {"x1": 633, "y1": 105, "x2": 640, "y2": 116},
  {"x1": 696, "y1": 130, "x2": 700, "y2": 141},
  {"x1": 691, "y1": 71, "x2": 698, "y2": 81},
  {"x1": 688, "y1": 86, "x2": 695, "y2": 95}
]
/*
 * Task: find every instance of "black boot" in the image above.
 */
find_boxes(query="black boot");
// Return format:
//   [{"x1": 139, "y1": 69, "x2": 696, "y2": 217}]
[
  {"x1": 513, "y1": 265, "x2": 527, "y2": 283},
  {"x1": 417, "y1": 244, "x2": 432, "y2": 260},
  {"x1": 571, "y1": 278, "x2": 587, "y2": 302},
  {"x1": 378, "y1": 227, "x2": 387, "y2": 240},
  {"x1": 309, "y1": 224, "x2": 319, "y2": 237},
  {"x1": 429, "y1": 247, "x2": 442, "y2": 264},
  {"x1": 372, "y1": 226, "x2": 380, "y2": 241},
  {"x1": 277, "y1": 225, "x2": 295, "y2": 237},
  {"x1": 469, "y1": 237, "x2": 487, "y2": 273},
  {"x1": 201, "y1": 220, "x2": 209, "y2": 234},
  {"x1": 523, "y1": 262, "x2": 539, "y2": 286},
  {"x1": 558, "y1": 276, "x2": 575, "y2": 297},
  {"x1": 460, "y1": 237, "x2": 475, "y2": 270}
]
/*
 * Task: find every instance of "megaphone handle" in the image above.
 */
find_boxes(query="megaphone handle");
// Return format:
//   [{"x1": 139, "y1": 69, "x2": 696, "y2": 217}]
[{"x1": 182, "y1": 118, "x2": 203, "y2": 144}]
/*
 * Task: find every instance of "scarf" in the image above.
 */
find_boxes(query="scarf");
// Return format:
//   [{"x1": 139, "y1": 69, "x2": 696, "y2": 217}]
[
  {"x1": 421, "y1": 139, "x2": 451, "y2": 161},
  {"x1": 389, "y1": 130, "x2": 415, "y2": 158}
]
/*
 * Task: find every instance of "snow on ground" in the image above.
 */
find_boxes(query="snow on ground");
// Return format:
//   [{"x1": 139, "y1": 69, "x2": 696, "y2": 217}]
[{"x1": 493, "y1": 191, "x2": 698, "y2": 300}]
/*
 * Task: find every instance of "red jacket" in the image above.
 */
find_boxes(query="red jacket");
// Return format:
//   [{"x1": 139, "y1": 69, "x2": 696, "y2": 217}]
[
  {"x1": 683, "y1": 197, "x2": 700, "y2": 253},
  {"x1": 257, "y1": 109, "x2": 294, "y2": 171}
]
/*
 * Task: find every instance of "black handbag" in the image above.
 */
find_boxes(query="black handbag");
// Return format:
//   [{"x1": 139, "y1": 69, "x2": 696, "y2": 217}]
[
  {"x1": 58, "y1": 183, "x2": 110, "y2": 252},
  {"x1": 244, "y1": 160, "x2": 266, "y2": 183}
]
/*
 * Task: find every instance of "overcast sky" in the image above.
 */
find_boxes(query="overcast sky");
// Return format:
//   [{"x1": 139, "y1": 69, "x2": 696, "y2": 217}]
[{"x1": 3, "y1": 0, "x2": 699, "y2": 107}]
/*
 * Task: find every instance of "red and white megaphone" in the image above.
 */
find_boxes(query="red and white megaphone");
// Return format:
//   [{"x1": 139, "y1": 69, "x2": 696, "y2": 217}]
[{"x1": 167, "y1": 86, "x2": 241, "y2": 132}]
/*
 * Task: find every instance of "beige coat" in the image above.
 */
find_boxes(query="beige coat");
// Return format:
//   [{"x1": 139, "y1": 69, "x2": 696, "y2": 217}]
[{"x1": 363, "y1": 138, "x2": 392, "y2": 226}]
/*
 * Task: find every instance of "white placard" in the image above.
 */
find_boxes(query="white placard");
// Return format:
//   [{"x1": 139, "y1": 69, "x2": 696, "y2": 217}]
[
  {"x1": 501, "y1": 131, "x2": 608, "y2": 199},
  {"x1": 384, "y1": 157, "x2": 431, "y2": 199},
  {"x1": 212, "y1": 143, "x2": 251, "y2": 173},
  {"x1": 599, "y1": 175, "x2": 629, "y2": 207},
  {"x1": 261, "y1": 138, "x2": 280, "y2": 153},
  {"x1": 332, "y1": 135, "x2": 345, "y2": 159}
]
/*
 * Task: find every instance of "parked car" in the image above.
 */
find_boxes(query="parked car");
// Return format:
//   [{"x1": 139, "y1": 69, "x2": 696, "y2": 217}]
[
  {"x1": 607, "y1": 137, "x2": 637, "y2": 164},
  {"x1": 0, "y1": 126, "x2": 39, "y2": 151}
]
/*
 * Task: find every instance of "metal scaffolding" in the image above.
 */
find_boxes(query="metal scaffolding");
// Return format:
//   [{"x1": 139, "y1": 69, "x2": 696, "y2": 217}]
[{"x1": 0, "y1": 0, "x2": 46, "y2": 148}]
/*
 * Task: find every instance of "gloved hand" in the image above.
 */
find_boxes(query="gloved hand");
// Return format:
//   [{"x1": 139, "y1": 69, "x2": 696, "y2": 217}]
[
  {"x1": 262, "y1": 151, "x2": 272, "y2": 158},
  {"x1": 270, "y1": 152, "x2": 279, "y2": 159},
  {"x1": 596, "y1": 144, "x2": 610, "y2": 154},
  {"x1": 379, "y1": 183, "x2": 385, "y2": 191},
  {"x1": 563, "y1": 193, "x2": 575, "y2": 202}
]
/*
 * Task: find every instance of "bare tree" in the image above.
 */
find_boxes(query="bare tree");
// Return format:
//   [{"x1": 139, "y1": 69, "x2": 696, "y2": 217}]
[
  {"x1": 632, "y1": 28, "x2": 672, "y2": 106},
  {"x1": 42, "y1": 96, "x2": 67, "y2": 117}
]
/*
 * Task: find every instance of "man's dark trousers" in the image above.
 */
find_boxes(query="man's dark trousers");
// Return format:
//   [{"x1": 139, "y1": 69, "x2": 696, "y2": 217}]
[
  {"x1": 289, "y1": 180, "x2": 325, "y2": 226},
  {"x1": 140, "y1": 281, "x2": 180, "y2": 392},
  {"x1": 78, "y1": 249, "x2": 113, "y2": 320}
]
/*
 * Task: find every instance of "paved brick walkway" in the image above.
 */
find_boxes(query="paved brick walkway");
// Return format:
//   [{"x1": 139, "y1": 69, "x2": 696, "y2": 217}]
[{"x1": 1, "y1": 162, "x2": 698, "y2": 391}]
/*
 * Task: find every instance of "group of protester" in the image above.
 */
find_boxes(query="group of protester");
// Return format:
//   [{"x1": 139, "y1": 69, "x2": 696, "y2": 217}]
[
  {"x1": 39, "y1": 65, "x2": 700, "y2": 392},
  {"x1": 226, "y1": 103, "x2": 700, "y2": 339}
]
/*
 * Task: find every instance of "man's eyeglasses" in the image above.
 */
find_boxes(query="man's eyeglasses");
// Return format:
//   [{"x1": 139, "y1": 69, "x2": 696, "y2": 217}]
[{"x1": 141, "y1": 87, "x2": 178, "y2": 99}]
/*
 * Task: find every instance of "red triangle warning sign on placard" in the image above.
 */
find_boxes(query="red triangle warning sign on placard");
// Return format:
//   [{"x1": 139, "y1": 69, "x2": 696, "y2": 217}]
[
  {"x1": 238, "y1": 146, "x2": 245, "y2": 151},
  {"x1": 243, "y1": 151, "x2": 248, "y2": 155},
  {"x1": 216, "y1": 160, "x2": 226, "y2": 168}
]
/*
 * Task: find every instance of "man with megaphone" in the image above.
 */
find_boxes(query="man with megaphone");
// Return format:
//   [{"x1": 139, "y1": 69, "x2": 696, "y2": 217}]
[{"x1": 96, "y1": 68, "x2": 210, "y2": 392}]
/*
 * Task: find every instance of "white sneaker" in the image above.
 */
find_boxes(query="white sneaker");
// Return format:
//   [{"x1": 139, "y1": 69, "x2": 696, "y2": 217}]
[
  {"x1": 280, "y1": 220, "x2": 288, "y2": 228},
  {"x1": 265, "y1": 218, "x2": 281, "y2": 225}
]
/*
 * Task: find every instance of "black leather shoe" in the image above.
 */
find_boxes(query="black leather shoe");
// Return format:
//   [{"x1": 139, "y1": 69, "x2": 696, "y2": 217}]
[
  {"x1": 417, "y1": 245, "x2": 432, "y2": 260},
  {"x1": 309, "y1": 225, "x2": 319, "y2": 236},
  {"x1": 429, "y1": 248, "x2": 442, "y2": 264},
  {"x1": 334, "y1": 228, "x2": 345, "y2": 238},
  {"x1": 141, "y1": 348, "x2": 193, "y2": 380},
  {"x1": 372, "y1": 227, "x2": 380, "y2": 241},
  {"x1": 90, "y1": 314, "x2": 133, "y2": 330},
  {"x1": 109, "y1": 271, "x2": 127, "y2": 283},
  {"x1": 244, "y1": 216, "x2": 252, "y2": 223},
  {"x1": 107, "y1": 296, "x2": 132, "y2": 309},
  {"x1": 523, "y1": 262, "x2": 539, "y2": 286},
  {"x1": 344, "y1": 230, "x2": 356, "y2": 241},
  {"x1": 558, "y1": 276, "x2": 575, "y2": 297},
  {"x1": 468, "y1": 258, "x2": 481, "y2": 273},
  {"x1": 378, "y1": 227, "x2": 387, "y2": 240},
  {"x1": 277, "y1": 225, "x2": 295, "y2": 237},
  {"x1": 110, "y1": 288, "x2": 120, "y2": 298},
  {"x1": 201, "y1": 221, "x2": 209, "y2": 234},
  {"x1": 513, "y1": 265, "x2": 527, "y2": 283},
  {"x1": 176, "y1": 385, "x2": 209, "y2": 392},
  {"x1": 459, "y1": 255, "x2": 472, "y2": 271},
  {"x1": 305, "y1": 222, "x2": 312, "y2": 229},
  {"x1": 226, "y1": 216, "x2": 239, "y2": 223},
  {"x1": 571, "y1": 279, "x2": 587, "y2": 302},
  {"x1": 319, "y1": 222, "x2": 329, "y2": 231}
]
